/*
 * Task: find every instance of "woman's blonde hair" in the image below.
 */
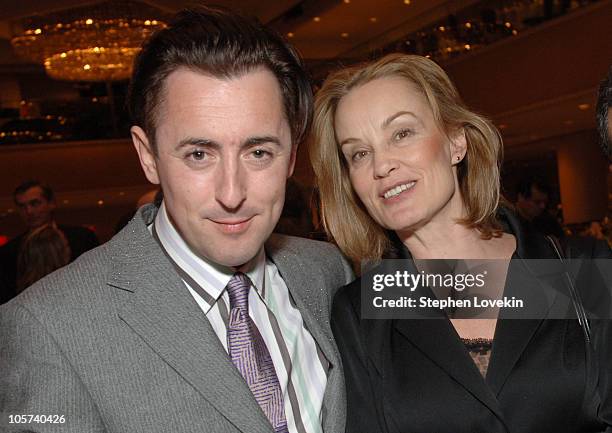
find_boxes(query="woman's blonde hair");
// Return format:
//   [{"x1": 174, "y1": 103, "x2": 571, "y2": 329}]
[
  {"x1": 17, "y1": 224, "x2": 71, "y2": 292},
  {"x1": 310, "y1": 53, "x2": 504, "y2": 262}
]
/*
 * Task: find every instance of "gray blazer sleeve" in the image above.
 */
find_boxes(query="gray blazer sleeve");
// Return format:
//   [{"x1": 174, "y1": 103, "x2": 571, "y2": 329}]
[{"x1": 1, "y1": 302, "x2": 106, "y2": 433}]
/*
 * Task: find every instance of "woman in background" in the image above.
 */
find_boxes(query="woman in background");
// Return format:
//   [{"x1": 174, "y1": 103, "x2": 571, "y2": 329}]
[
  {"x1": 311, "y1": 53, "x2": 611, "y2": 432},
  {"x1": 16, "y1": 224, "x2": 71, "y2": 292}
]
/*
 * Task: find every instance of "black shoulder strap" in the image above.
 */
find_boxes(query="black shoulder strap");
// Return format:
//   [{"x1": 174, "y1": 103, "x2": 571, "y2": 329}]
[{"x1": 546, "y1": 235, "x2": 592, "y2": 344}]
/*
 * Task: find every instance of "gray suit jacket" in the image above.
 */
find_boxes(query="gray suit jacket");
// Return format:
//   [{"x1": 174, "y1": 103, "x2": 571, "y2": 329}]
[{"x1": 0, "y1": 205, "x2": 353, "y2": 433}]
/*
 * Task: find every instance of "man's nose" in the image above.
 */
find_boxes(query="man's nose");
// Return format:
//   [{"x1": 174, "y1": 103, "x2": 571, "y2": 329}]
[{"x1": 215, "y1": 158, "x2": 247, "y2": 210}]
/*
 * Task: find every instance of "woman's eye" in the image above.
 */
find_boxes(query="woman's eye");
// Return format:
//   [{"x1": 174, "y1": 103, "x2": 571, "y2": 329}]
[
  {"x1": 352, "y1": 150, "x2": 369, "y2": 162},
  {"x1": 394, "y1": 129, "x2": 412, "y2": 141}
]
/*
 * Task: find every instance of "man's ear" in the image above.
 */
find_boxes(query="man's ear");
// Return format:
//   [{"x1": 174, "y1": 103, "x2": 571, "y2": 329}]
[
  {"x1": 288, "y1": 143, "x2": 298, "y2": 178},
  {"x1": 449, "y1": 127, "x2": 468, "y2": 165},
  {"x1": 131, "y1": 126, "x2": 160, "y2": 184}
]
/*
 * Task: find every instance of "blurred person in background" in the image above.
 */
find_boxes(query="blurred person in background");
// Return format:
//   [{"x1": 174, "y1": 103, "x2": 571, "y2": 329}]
[
  {"x1": 596, "y1": 67, "x2": 612, "y2": 246},
  {"x1": 515, "y1": 176, "x2": 550, "y2": 221},
  {"x1": 515, "y1": 176, "x2": 564, "y2": 238},
  {"x1": 0, "y1": 180, "x2": 98, "y2": 303},
  {"x1": 16, "y1": 224, "x2": 71, "y2": 293},
  {"x1": 596, "y1": 66, "x2": 611, "y2": 168}
]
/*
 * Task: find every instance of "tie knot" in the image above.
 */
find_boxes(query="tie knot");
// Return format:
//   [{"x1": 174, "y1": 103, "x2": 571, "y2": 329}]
[{"x1": 227, "y1": 272, "x2": 251, "y2": 312}]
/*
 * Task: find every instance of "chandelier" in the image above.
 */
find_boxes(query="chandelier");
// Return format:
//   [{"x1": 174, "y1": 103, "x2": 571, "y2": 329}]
[{"x1": 11, "y1": 1, "x2": 167, "y2": 82}]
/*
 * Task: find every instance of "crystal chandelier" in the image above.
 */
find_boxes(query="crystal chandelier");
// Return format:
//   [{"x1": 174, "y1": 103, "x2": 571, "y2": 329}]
[{"x1": 11, "y1": 1, "x2": 167, "y2": 82}]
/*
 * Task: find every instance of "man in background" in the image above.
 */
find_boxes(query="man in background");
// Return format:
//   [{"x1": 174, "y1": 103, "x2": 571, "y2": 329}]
[
  {"x1": 514, "y1": 177, "x2": 564, "y2": 238},
  {"x1": 0, "y1": 180, "x2": 98, "y2": 303}
]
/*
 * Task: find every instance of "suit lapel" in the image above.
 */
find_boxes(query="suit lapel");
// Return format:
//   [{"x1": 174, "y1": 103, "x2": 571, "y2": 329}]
[
  {"x1": 486, "y1": 257, "x2": 565, "y2": 395},
  {"x1": 392, "y1": 309, "x2": 506, "y2": 421},
  {"x1": 265, "y1": 236, "x2": 345, "y2": 433},
  {"x1": 380, "y1": 237, "x2": 512, "y2": 423},
  {"x1": 486, "y1": 208, "x2": 567, "y2": 396},
  {"x1": 264, "y1": 236, "x2": 339, "y2": 369},
  {"x1": 107, "y1": 206, "x2": 272, "y2": 433}
]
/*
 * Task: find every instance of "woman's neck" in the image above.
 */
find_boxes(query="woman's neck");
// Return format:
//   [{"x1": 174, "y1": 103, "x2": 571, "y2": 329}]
[{"x1": 398, "y1": 210, "x2": 515, "y2": 260}]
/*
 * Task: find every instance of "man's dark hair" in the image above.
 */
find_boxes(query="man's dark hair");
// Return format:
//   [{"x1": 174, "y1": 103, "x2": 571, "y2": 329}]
[
  {"x1": 127, "y1": 6, "x2": 313, "y2": 152},
  {"x1": 596, "y1": 67, "x2": 612, "y2": 161},
  {"x1": 13, "y1": 180, "x2": 54, "y2": 203},
  {"x1": 516, "y1": 176, "x2": 550, "y2": 199}
]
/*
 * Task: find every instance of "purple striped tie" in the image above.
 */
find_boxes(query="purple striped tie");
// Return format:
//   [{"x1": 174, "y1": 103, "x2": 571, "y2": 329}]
[{"x1": 226, "y1": 272, "x2": 289, "y2": 433}]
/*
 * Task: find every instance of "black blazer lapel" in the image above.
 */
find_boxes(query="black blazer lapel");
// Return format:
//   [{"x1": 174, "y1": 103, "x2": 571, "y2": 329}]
[
  {"x1": 392, "y1": 318, "x2": 506, "y2": 422},
  {"x1": 486, "y1": 208, "x2": 568, "y2": 396},
  {"x1": 363, "y1": 248, "x2": 506, "y2": 423}
]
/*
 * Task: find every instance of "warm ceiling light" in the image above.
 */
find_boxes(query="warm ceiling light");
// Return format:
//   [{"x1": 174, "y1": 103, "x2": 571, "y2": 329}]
[
  {"x1": 512, "y1": 29, "x2": 518, "y2": 35},
  {"x1": 465, "y1": 22, "x2": 472, "y2": 29},
  {"x1": 404, "y1": 0, "x2": 411, "y2": 4},
  {"x1": 464, "y1": 44, "x2": 471, "y2": 50},
  {"x1": 505, "y1": 22, "x2": 512, "y2": 28},
  {"x1": 344, "y1": 0, "x2": 350, "y2": 3},
  {"x1": 370, "y1": 17, "x2": 378, "y2": 23},
  {"x1": 313, "y1": 16, "x2": 321, "y2": 22},
  {"x1": 341, "y1": 32, "x2": 349, "y2": 38},
  {"x1": 578, "y1": 103, "x2": 590, "y2": 110},
  {"x1": 97, "y1": 200, "x2": 104, "y2": 205},
  {"x1": 11, "y1": 1, "x2": 167, "y2": 82},
  {"x1": 439, "y1": 26, "x2": 445, "y2": 31},
  {"x1": 287, "y1": 32, "x2": 294, "y2": 38}
]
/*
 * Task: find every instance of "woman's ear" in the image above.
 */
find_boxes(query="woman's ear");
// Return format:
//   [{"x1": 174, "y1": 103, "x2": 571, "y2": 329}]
[{"x1": 449, "y1": 127, "x2": 467, "y2": 165}]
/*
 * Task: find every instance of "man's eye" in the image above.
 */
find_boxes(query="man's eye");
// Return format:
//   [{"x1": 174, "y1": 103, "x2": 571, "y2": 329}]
[
  {"x1": 190, "y1": 150, "x2": 206, "y2": 160},
  {"x1": 251, "y1": 149, "x2": 271, "y2": 159}
]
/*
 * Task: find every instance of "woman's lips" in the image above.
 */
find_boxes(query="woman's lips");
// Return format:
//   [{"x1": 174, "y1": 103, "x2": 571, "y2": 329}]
[{"x1": 382, "y1": 181, "x2": 417, "y2": 201}]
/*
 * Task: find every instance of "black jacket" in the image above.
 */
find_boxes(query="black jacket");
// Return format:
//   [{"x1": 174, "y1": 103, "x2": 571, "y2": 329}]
[{"x1": 332, "y1": 209, "x2": 612, "y2": 433}]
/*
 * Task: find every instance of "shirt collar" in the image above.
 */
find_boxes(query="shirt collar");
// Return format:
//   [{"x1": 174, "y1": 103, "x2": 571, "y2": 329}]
[{"x1": 153, "y1": 202, "x2": 266, "y2": 309}]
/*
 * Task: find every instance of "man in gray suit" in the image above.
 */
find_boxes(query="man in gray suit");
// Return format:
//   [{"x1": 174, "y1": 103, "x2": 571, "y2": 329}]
[{"x1": 1, "y1": 7, "x2": 352, "y2": 433}]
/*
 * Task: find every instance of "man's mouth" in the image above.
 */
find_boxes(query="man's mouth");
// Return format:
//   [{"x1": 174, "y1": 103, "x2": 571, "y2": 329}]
[{"x1": 209, "y1": 217, "x2": 254, "y2": 234}]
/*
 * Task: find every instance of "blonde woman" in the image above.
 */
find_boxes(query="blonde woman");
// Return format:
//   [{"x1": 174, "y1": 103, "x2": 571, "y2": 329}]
[
  {"x1": 16, "y1": 224, "x2": 71, "y2": 292},
  {"x1": 311, "y1": 54, "x2": 612, "y2": 432}
]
